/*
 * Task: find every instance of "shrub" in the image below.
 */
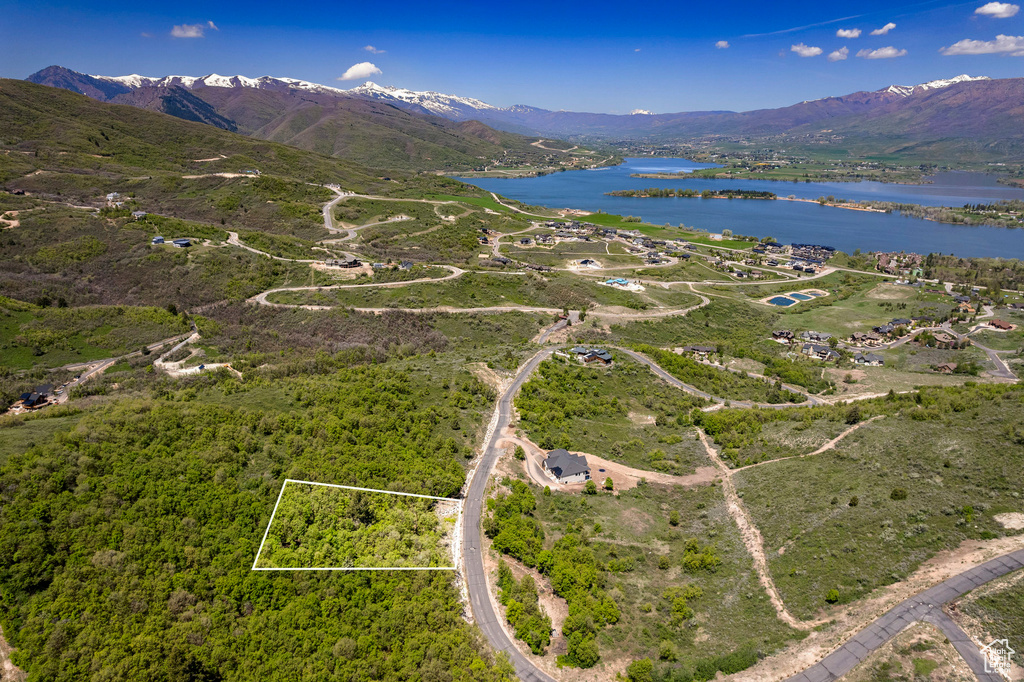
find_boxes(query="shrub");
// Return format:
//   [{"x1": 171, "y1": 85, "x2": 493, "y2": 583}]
[
  {"x1": 603, "y1": 477, "x2": 613, "y2": 491},
  {"x1": 626, "y1": 658, "x2": 654, "y2": 682},
  {"x1": 669, "y1": 510, "x2": 680, "y2": 526},
  {"x1": 890, "y1": 488, "x2": 908, "y2": 501},
  {"x1": 514, "y1": 445, "x2": 526, "y2": 461},
  {"x1": 584, "y1": 480, "x2": 597, "y2": 495},
  {"x1": 849, "y1": 496, "x2": 859, "y2": 507},
  {"x1": 825, "y1": 589, "x2": 840, "y2": 604}
]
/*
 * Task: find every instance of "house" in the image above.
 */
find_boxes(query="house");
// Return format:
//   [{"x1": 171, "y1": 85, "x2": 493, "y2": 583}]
[
  {"x1": 131, "y1": 211, "x2": 148, "y2": 220},
  {"x1": 543, "y1": 449, "x2": 591, "y2": 484},
  {"x1": 580, "y1": 259, "x2": 596, "y2": 266},
  {"x1": 151, "y1": 236, "x2": 165, "y2": 245},
  {"x1": 800, "y1": 330, "x2": 832, "y2": 343},
  {"x1": 19, "y1": 384, "x2": 53, "y2": 408},
  {"x1": 936, "y1": 362, "x2": 958, "y2": 374},
  {"x1": 801, "y1": 343, "x2": 840, "y2": 362},
  {"x1": 372, "y1": 262, "x2": 386, "y2": 269},
  {"x1": 478, "y1": 237, "x2": 489, "y2": 244},
  {"x1": 582, "y1": 349, "x2": 613, "y2": 365},
  {"x1": 772, "y1": 330, "x2": 794, "y2": 342},
  {"x1": 681, "y1": 345, "x2": 715, "y2": 358},
  {"x1": 850, "y1": 331, "x2": 882, "y2": 345},
  {"x1": 853, "y1": 352, "x2": 884, "y2": 367},
  {"x1": 399, "y1": 261, "x2": 413, "y2": 270},
  {"x1": 953, "y1": 295, "x2": 971, "y2": 304},
  {"x1": 990, "y1": 319, "x2": 1013, "y2": 330},
  {"x1": 326, "y1": 257, "x2": 361, "y2": 268},
  {"x1": 891, "y1": 318, "x2": 912, "y2": 327},
  {"x1": 873, "y1": 324, "x2": 895, "y2": 335},
  {"x1": 932, "y1": 331, "x2": 957, "y2": 348},
  {"x1": 519, "y1": 237, "x2": 532, "y2": 245},
  {"x1": 171, "y1": 238, "x2": 191, "y2": 248}
]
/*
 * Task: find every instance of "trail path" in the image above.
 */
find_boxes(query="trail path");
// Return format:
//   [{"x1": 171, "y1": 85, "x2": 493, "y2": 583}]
[{"x1": 733, "y1": 415, "x2": 885, "y2": 472}]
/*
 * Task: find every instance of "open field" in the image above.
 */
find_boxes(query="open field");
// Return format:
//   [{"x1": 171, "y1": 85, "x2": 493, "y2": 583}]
[
  {"x1": 837, "y1": 621, "x2": 976, "y2": 682},
  {"x1": 0, "y1": 296, "x2": 190, "y2": 370},
  {"x1": 733, "y1": 383, "x2": 1024, "y2": 620},
  {"x1": 514, "y1": 356, "x2": 710, "y2": 473},
  {"x1": 265, "y1": 271, "x2": 699, "y2": 311},
  {"x1": 956, "y1": 569, "x2": 1024, "y2": 672},
  {"x1": 532, "y1": 482, "x2": 800, "y2": 677}
]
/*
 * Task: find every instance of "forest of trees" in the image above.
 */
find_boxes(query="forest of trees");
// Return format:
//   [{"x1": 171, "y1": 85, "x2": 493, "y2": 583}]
[
  {"x1": 255, "y1": 483, "x2": 454, "y2": 569},
  {"x1": 0, "y1": 367, "x2": 511, "y2": 681}
]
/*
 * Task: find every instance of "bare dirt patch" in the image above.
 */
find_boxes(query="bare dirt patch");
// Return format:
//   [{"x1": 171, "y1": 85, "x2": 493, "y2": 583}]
[
  {"x1": 995, "y1": 513, "x2": 1024, "y2": 531},
  {"x1": 0, "y1": 624, "x2": 25, "y2": 682},
  {"x1": 865, "y1": 283, "x2": 915, "y2": 300},
  {"x1": 627, "y1": 410, "x2": 656, "y2": 425}
]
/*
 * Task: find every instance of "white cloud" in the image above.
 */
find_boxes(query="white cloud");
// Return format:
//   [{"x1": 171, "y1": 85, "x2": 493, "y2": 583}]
[
  {"x1": 171, "y1": 23, "x2": 207, "y2": 38},
  {"x1": 975, "y1": 2, "x2": 1020, "y2": 17},
  {"x1": 836, "y1": 28, "x2": 862, "y2": 38},
  {"x1": 207, "y1": 20, "x2": 219, "y2": 30},
  {"x1": 338, "y1": 62, "x2": 383, "y2": 81},
  {"x1": 715, "y1": 40, "x2": 730, "y2": 49},
  {"x1": 635, "y1": 47, "x2": 642, "y2": 52},
  {"x1": 940, "y1": 33, "x2": 1024, "y2": 55},
  {"x1": 828, "y1": 46, "x2": 850, "y2": 61},
  {"x1": 857, "y1": 46, "x2": 908, "y2": 59},
  {"x1": 791, "y1": 43, "x2": 823, "y2": 57},
  {"x1": 364, "y1": 45, "x2": 385, "y2": 54},
  {"x1": 870, "y1": 22, "x2": 897, "y2": 35},
  {"x1": 140, "y1": 32, "x2": 153, "y2": 38}
]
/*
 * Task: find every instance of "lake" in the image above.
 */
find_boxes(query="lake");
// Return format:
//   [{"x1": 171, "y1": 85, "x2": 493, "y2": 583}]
[{"x1": 465, "y1": 158, "x2": 1024, "y2": 258}]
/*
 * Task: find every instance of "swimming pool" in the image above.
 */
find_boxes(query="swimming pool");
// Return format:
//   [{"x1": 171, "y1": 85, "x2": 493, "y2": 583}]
[{"x1": 768, "y1": 296, "x2": 797, "y2": 306}]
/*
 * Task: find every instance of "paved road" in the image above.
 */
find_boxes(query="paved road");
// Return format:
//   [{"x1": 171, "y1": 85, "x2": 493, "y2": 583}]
[
  {"x1": 785, "y1": 548, "x2": 1024, "y2": 682},
  {"x1": 616, "y1": 347, "x2": 822, "y2": 409},
  {"x1": 462, "y1": 349, "x2": 557, "y2": 682}
]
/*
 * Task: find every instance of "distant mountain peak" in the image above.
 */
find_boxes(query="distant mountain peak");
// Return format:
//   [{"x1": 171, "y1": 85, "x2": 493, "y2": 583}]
[
  {"x1": 629, "y1": 109, "x2": 654, "y2": 116},
  {"x1": 347, "y1": 81, "x2": 498, "y2": 117},
  {"x1": 884, "y1": 74, "x2": 989, "y2": 97}
]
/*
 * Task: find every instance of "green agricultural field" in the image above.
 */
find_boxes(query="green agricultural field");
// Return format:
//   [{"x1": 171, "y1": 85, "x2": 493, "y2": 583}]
[
  {"x1": 732, "y1": 383, "x2": 1024, "y2": 620},
  {"x1": 255, "y1": 482, "x2": 456, "y2": 569},
  {"x1": 535, "y1": 483, "x2": 799, "y2": 678},
  {"x1": 514, "y1": 356, "x2": 709, "y2": 473},
  {"x1": 0, "y1": 296, "x2": 190, "y2": 370}
]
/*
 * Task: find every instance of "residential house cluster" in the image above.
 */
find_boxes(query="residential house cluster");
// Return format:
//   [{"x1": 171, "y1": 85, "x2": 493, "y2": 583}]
[{"x1": 873, "y1": 252, "x2": 924, "y2": 277}]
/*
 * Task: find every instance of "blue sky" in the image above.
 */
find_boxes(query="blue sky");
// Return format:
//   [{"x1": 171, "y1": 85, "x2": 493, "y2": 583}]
[{"x1": 2, "y1": 0, "x2": 1022, "y2": 113}]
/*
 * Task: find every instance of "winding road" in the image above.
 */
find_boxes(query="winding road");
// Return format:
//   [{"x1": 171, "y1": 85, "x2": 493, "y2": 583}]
[
  {"x1": 461, "y1": 343, "x2": 1023, "y2": 682},
  {"x1": 461, "y1": 349, "x2": 558, "y2": 682}
]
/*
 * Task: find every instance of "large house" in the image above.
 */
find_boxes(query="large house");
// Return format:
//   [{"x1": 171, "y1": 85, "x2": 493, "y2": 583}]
[
  {"x1": 570, "y1": 347, "x2": 613, "y2": 365},
  {"x1": 543, "y1": 449, "x2": 591, "y2": 484},
  {"x1": 801, "y1": 343, "x2": 840, "y2": 362},
  {"x1": 853, "y1": 352, "x2": 884, "y2": 367}
]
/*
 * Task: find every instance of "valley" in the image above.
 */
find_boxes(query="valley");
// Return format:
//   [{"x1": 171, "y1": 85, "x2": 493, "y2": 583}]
[{"x1": 1, "y1": 30, "x2": 1023, "y2": 682}]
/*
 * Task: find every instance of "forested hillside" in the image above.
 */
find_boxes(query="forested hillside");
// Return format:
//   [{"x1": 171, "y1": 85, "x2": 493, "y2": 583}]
[{"x1": 0, "y1": 368, "x2": 510, "y2": 680}]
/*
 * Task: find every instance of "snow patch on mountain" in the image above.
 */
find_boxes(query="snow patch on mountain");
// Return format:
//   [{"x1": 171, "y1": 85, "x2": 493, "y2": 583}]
[
  {"x1": 93, "y1": 73, "x2": 350, "y2": 95},
  {"x1": 885, "y1": 74, "x2": 988, "y2": 97},
  {"x1": 629, "y1": 109, "x2": 654, "y2": 115},
  {"x1": 347, "y1": 81, "x2": 498, "y2": 117}
]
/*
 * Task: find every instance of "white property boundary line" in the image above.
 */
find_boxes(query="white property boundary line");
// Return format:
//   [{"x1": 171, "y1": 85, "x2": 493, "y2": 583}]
[{"x1": 252, "y1": 479, "x2": 463, "y2": 571}]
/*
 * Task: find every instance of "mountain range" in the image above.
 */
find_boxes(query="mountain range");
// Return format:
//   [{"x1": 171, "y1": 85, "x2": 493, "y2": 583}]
[{"x1": 26, "y1": 65, "x2": 1024, "y2": 162}]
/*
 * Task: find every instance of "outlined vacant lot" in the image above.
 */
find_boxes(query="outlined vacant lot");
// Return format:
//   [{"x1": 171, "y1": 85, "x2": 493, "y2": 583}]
[{"x1": 253, "y1": 480, "x2": 462, "y2": 571}]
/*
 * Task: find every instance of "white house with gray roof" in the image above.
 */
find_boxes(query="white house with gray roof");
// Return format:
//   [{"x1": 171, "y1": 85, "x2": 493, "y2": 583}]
[{"x1": 543, "y1": 449, "x2": 591, "y2": 484}]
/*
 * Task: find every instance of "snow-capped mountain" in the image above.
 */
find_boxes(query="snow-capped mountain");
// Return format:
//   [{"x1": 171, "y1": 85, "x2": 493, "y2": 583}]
[
  {"x1": 346, "y1": 81, "x2": 498, "y2": 119},
  {"x1": 629, "y1": 109, "x2": 655, "y2": 115},
  {"x1": 884, "y1": 74, "x2": 989, "y2": 97},
  {"x1": 94, "y1": 73, "x2": 350, "y2": 96}
]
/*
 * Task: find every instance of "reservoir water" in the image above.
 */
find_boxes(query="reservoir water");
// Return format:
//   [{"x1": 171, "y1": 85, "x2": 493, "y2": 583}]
[{"x1": 465, "y1": 158, "x2": 1024, "y2": 259}]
